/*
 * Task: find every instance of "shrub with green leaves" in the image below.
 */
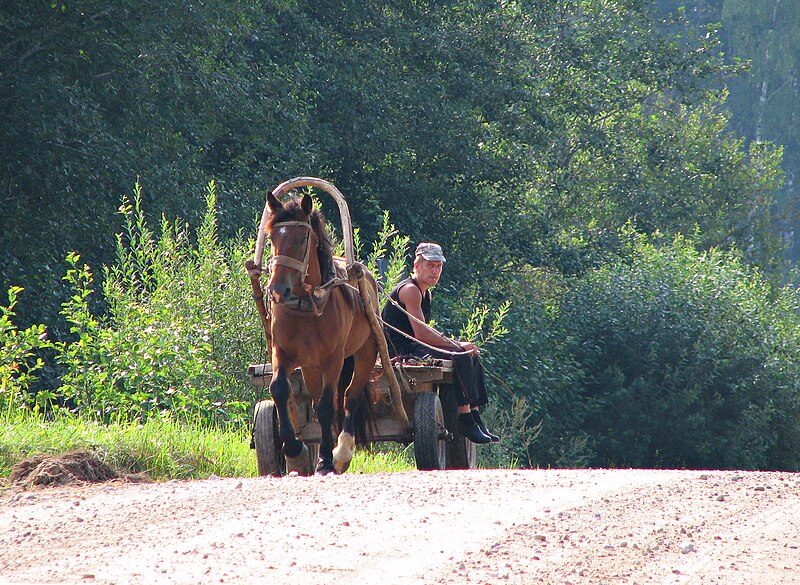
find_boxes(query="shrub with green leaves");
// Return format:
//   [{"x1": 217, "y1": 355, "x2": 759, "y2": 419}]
[
  {"x1": 552, "y1": 232, "x2": 800, "y2": 470},
  {"x1": 472, "y1": 266, "x2": 585, "y2": 468},
  {"x1": 1, "y1": 286, "x2": 52, "y2": 413},
  {"x1": 52, "y1": 181, "x2": 263, "y2": 425}
]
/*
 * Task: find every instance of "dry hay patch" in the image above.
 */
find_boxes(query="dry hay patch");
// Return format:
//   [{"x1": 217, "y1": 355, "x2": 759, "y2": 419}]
[{"x1": 11, "y1": 451, "x2": 120, "y2": 487}]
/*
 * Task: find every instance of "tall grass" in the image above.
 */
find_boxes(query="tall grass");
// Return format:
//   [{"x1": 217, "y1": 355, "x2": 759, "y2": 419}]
[
  {"x1": 0, "y1": 408, "x2": 255, "y2": 480},
  {"x1": 0, "y1": 409, "x2": 416, "y2": 480}
]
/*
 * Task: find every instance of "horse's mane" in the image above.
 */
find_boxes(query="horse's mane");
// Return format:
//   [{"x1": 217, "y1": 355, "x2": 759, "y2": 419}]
[{"x1": 266, "y1": 197, "x2": 336, "y2": 283}]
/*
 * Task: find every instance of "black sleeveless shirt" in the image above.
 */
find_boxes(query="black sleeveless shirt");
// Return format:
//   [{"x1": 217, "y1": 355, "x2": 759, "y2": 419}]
[{"x1": 381, "y1": 277, "x2": 431, "y2": 355}]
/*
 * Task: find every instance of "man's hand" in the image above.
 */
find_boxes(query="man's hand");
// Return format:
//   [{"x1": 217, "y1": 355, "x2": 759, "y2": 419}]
[{"x1": 459, "y1": 340, "x2": 479, "y2": 355}]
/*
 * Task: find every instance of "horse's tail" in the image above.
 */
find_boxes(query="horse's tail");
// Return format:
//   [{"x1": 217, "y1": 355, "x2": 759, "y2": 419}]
[{"x1": 337, "y1": 355, "x2": 377, "y2": 447}]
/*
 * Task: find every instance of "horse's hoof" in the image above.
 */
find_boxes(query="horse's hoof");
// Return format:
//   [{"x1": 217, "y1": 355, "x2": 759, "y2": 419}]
[
  {"x1": 284, "y1": 443, "x2": 310, "y2": 475},
  {"x1": 315, "y1": 460, "x2": 336, "y2": 476},
  {"x1": 333, "y1": 432, "x2": 355, "y2": 474}
]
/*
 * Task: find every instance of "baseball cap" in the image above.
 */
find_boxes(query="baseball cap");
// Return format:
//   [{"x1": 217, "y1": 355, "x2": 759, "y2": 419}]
[{"x1": 415, "y1": 242, "x2": 446, "y2": 262}]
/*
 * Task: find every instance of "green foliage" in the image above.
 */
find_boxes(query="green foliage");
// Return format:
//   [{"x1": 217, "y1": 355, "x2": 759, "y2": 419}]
[
  {"x1": 476, "y1": 397, "x2": 542, "y2": 470},
  {"x1": 476, "y1": 268, "x2": 586, "y2": 468},
  {"x1": 361, "y1": 211, "x2": 411, "y2": 294},
  {"x1": 546, "y1": 232, "x2": 800, "y2": 470},
  {"x1": 548, "y1": 91, "x2": 784, "y2": 274},
  {"x1": 0, "y1": 287, "x2": 52, "y2": 413},
  {"x1": 655, "y1": 0, "x2": 800, "y2": 265},
  {"x1": 52, "y1": 182, "x2": 263, "y2": 425},
  {"x1": 0, "y1": 0, "x2": 316, "y2": 331},
  {"x1": 458, "y1": 300, "x2": 511, "y2": 349},
  {"x1": 478, "y1": 229, "x2": 800, "y2": 472},
  {"x1": 348, "y1": 443, "x2": 415, "y2": 474},
  {"x1": 720, "y1": 0, "x2": 800, "y2": 264}
]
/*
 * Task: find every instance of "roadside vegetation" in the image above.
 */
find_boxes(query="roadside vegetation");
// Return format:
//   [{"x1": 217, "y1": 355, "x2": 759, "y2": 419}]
[
  {"x1": 5, "y1": 183, "x2": 800, "y2": 476},
  {"x1": 1, "y1": 183, "x2": 504, "y2": 479},
  {"x1": 0, "y1": 408, "x2": 418, "y2": 481}
]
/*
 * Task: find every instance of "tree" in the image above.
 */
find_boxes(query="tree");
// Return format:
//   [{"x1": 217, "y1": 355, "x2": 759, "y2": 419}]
[
  {"x1": 0, "y1": 1, "x2": 314, "y2": 330},
  {"x1": 0, "y1": 0, "x2": 786, "y2": 331},
  {"x1": 720, "y1": 0, "x2": 800, "y2": 263}
]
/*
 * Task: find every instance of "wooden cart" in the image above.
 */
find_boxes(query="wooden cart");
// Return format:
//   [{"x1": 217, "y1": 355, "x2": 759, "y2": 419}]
[{"x1": 249, "y1": 359, "x2": 477, "y2": 475}]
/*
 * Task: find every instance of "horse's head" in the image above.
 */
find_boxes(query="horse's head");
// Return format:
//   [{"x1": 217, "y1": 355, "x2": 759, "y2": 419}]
[
  {"x1": 265, "y1": 192, "x2": 336, "y2": 308},
  {"x1": 265, "y1": 192, "x2": 318, "y2": 305}
]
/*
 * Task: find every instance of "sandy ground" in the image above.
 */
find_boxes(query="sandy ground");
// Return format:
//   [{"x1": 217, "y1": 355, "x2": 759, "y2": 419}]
[{"x1": 1, "y1": 468, "x2": 799, "y2": 585}]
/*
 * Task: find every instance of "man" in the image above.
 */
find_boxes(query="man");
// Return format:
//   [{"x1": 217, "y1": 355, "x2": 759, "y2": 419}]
[{"x1": 381, "y1": 242, "x2": 499, "y2": 444}]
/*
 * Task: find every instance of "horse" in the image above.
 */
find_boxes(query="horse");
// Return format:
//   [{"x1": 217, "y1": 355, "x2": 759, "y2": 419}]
[{"x1": 265, "y1": 191, "x2": 378, "y2": 475}]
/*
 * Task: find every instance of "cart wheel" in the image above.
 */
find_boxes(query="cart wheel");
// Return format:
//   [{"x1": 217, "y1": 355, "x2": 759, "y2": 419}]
[
  {"x1": 439, "y1": 384, "x2": 477, "y2": 469},
  {"x1": 253, "y1": 400, "x2": 286, "y2": 477},
  {"x1": 413, "y1": 391, "x2": 447, "y2": 470}
]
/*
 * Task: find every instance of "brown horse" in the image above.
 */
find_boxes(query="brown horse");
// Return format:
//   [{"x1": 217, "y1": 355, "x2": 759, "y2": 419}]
[{"x1": 265, "y1": 191, "x2": 378, "y2": 474}]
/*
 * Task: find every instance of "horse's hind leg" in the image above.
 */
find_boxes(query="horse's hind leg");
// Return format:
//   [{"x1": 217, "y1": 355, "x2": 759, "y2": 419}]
[
  {"x1": 314, "y1": 385, "x2": 335, "y2": 474},
  {"x1": 333, "y1": 343, "x2": 377, "y2": 474},
  {"x1": 305, "y1": 365, "x2": 341, "y2": 476}
]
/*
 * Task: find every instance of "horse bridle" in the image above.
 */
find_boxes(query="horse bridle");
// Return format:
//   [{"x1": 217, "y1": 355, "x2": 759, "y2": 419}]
[{"x1": 269, "y1": 220, "x2": 318, "y2": 287}]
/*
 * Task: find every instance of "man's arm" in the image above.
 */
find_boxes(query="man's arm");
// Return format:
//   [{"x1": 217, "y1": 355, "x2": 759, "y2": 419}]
[{"x1": 397, "y1": 284, "x2": 468, "y2": 351}]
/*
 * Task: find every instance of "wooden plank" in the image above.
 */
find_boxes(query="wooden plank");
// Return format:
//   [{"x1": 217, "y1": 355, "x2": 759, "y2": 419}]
[
  {"x1": 248, "y1": 363, "x2": 272, "y2": 377},
  {"x1": 298, "y1": 418, "x2": 409, "y2": 444},
  {"x1": 249, "y1": 361, "x2": 454, "y2": 389}
]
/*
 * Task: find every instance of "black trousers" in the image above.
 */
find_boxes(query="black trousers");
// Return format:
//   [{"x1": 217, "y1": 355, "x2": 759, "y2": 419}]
[{"x1": 399, "y1": 342, "x2": 488, "y2": 408}]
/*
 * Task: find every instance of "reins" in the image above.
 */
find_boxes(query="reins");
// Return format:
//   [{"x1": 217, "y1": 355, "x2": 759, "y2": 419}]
[
  {"x1": 269, "y1": 220, "x2": 491, "y2": 362},
  {"x1": 374, "y1": 278, "x2": 517, "y2": 399},
  {"x1": 373, "y1": 279, "x2": 473, "y2": 357}
]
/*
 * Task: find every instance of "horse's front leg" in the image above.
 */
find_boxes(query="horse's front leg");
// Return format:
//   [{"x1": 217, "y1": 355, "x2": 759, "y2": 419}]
[
  {"x1": 269, "y1": 365, "x2": 308, "y2": 473},
  {"x1": 311, "y1": 360, "x2": 346, "y2": 475}
]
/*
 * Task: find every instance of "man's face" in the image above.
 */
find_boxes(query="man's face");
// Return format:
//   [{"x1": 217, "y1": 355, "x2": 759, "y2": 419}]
[{"x1": 415, "y1": 258, "x2": 443, "y2": 286}]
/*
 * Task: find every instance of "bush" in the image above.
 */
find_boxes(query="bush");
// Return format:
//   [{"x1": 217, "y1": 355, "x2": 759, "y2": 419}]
[
  {"x1": 478, "y1": 267, "x2": 588, "y2": 468},
  {"x1": 0, "y1": 286, "x2": 52, "y2": 413},
  {"x1": 51, "y1": 181, "x2": 263, "y2": 425},
  {"x1": 552, "y1": 233, "x2": 800, "y2": 470}
]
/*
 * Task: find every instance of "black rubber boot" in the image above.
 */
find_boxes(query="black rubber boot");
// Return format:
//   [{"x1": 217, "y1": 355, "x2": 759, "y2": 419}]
[
  {"x1": 457, "y1": 413, "x2": 492, "y2": 444},
  {"x1": 472, "y1": 410, "x2": 500, "y2": 442}
]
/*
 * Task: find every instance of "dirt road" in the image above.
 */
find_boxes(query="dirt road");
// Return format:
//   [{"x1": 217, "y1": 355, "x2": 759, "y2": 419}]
[{"x1": 2, "y1": 468, "x2": 799, "y2": 584}]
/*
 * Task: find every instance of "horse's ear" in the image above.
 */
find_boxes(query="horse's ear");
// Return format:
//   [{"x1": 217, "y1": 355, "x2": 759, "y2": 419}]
[
  {"x1": 300, "y1": 193, "x2": 313, "y2": 216},
  {"x1": 267, "y1": 192, "x2": 283, "y2": 214}
]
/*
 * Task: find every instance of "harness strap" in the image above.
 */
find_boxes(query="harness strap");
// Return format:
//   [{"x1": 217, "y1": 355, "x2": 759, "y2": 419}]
[{"x1": 271, "y1": 254, "x2": 307, "y2": 273}]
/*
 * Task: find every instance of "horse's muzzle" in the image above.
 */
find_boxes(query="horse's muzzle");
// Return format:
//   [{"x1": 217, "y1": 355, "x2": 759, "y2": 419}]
[{"x1": 269, "y1": 284, "x2": 293, "y2": 304}]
